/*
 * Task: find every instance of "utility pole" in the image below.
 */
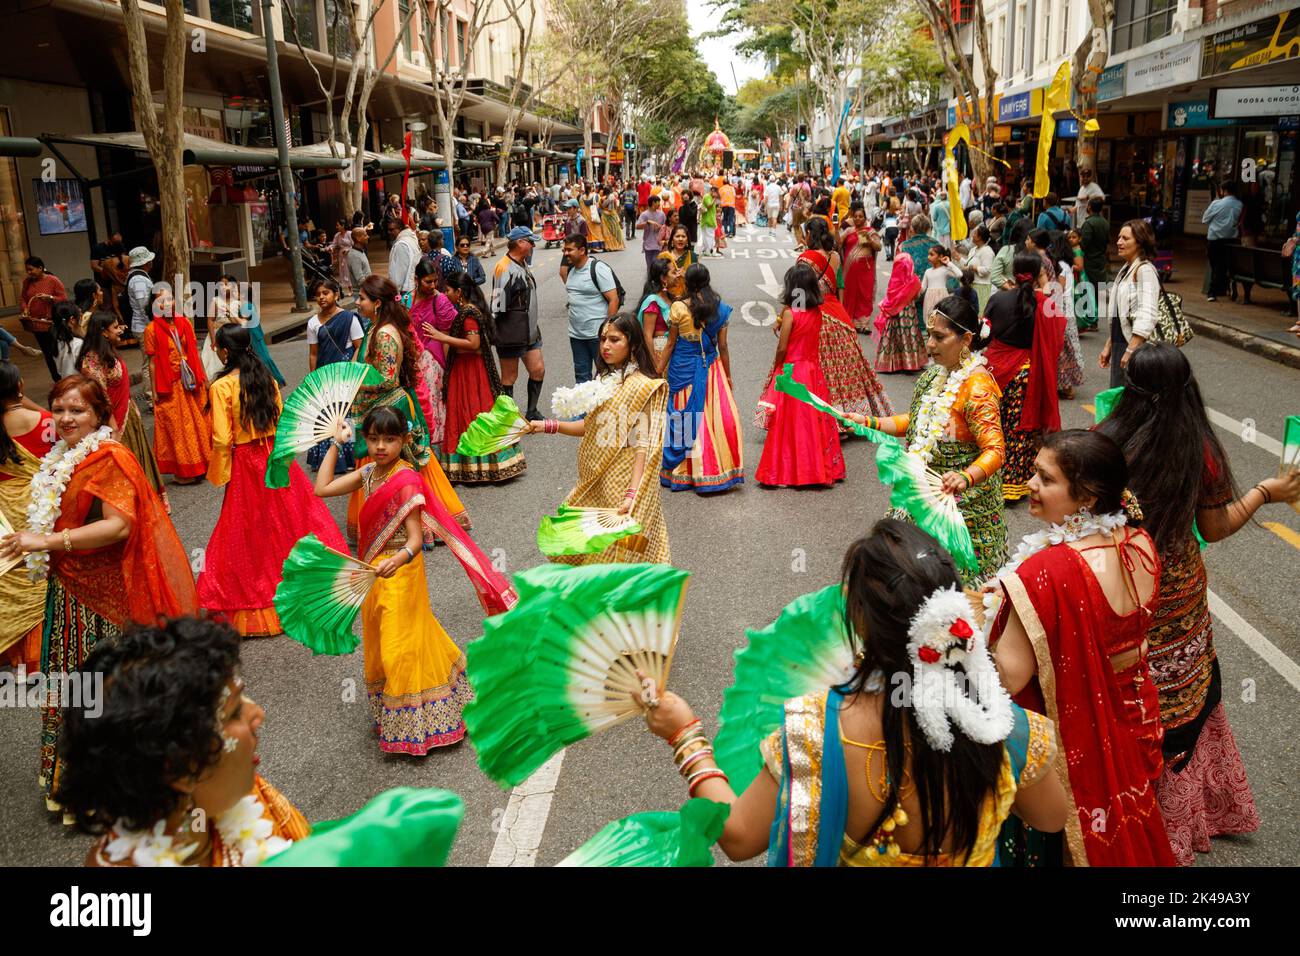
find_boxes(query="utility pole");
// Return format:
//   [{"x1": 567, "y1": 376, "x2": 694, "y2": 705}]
[{"x1": 261, "y1": 0, "x2": 309, "y2": 312}]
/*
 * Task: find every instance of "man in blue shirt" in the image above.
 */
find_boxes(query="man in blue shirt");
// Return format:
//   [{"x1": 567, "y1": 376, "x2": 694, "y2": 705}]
[
  {"x1": 559, "y1": 234, "x2": 619, "y2": 384},
  {"x1": 1202, "y1": 181, "x2": 1242, "y2": 301}
]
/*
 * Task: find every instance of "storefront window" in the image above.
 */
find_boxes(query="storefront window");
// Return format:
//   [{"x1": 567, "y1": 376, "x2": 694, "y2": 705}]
[
  {"x1": 0, "y1": 108, "x2": 31, "y2": 311},
  {"x1": 1113, "y1": 0, "x2": 1175, "y2": 55},
  {"x1": 209, "y1": 0, "x2": 254, "y2": 32},
  {"x1": 324, "y1": 0, "x2": 354, "y2": 58},
  {"x1": 1241, "y1": 129, "x2": 1291, "y2": 244},
  {"x1": 282, "y1": 0, "x2": 317, "y2": 50}
]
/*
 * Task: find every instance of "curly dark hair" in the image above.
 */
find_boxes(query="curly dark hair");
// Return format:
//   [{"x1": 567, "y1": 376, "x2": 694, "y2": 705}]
[{"x1": 56, "y1": 616, "x2": 242, "y2": 835}]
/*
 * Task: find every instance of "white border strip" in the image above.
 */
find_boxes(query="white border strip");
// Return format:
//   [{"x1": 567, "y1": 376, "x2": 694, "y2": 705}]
[
  {"x1": 1209, "y1": 589, "x2": 1300, "y2": 694},
  {"x1": 487, "y1": 751, "x2": 565, "y2": 867},
  {"x1": 1206, "y1": 408, "x2": 1283, "y2": 458}
]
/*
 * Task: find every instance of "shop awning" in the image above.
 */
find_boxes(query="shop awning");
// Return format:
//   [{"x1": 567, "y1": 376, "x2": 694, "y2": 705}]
[
  {"x1": 42, "y1": 132, "x2": 348, "y2": 169},
  {"x1": 0, "y1": 137, "x2": 43, "y2": 158}
]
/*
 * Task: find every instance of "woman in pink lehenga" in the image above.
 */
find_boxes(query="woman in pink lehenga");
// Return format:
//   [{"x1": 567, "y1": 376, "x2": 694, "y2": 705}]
[
  {"x1": 406, "y1": 259, "x2": 460, "y2": 444},
  {"x1": 872, "y1": 255, "x2": 925, "y2": 373}
]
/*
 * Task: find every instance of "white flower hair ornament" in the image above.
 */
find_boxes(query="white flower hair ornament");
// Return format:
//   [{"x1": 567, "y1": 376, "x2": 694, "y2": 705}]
[{"x1": 906, "y1": 586, "x2": 1014, "y2": 752}]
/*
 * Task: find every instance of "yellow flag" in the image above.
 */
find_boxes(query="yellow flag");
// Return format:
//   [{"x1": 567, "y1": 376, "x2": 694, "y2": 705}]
[
  {"x1": 945, "y1": 124, "x2": 970, "y2": 241},
  {"x1": 1034, "y1": 61, "x2": 1073, "y2": 199}
]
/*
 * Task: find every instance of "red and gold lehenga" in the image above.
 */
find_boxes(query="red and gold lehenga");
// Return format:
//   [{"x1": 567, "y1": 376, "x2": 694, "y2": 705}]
[
  {"x1": 40, "y1": 443, "x2": 197, "y2": 799},
  {"x1": 992, "y1": 529, "x2": 1177, "y2": 866}
]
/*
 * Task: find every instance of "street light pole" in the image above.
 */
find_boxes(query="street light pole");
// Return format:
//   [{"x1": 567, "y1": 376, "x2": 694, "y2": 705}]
[{"x1": 261, "y1": 0, "x2": 309, "y2": 312}]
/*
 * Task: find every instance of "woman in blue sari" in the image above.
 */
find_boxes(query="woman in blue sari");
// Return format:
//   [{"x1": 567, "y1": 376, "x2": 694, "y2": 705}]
[
  {"x1": 656, "y1": 264, "x2": 743, "y2": 494},
  {"x1": 638, "y1": 519, "x2": 1068, "y2": 866}
]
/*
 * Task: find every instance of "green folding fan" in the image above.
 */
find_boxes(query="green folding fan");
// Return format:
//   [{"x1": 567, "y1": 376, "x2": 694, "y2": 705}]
[
  {"x1": 1093, "y1": 385, "x2": 1124, "y2": 424},
  {"x1": 715, "y1": 585, "x2": 857, "y2": 790},
  {"x1": 455, "y1": 395, "x2": 528, "y2": 457},
  {"x1": 875, "y1": 437, "x2": 978, "y2": 575},
  {"x1": 265, "y1": 362, "x2": 384, "y2": 488},
  {"x1": 263, "y1": 788, "x2": 463, "y2": 867},
  {"x1": 536, "y1": 505, "x2": 643, "y2": 557},
  {"x1": 557, "y1": 799, "x2": 729, "y2": 867},
  {"x1": 774, "y1": 364, "x2": 891, "y2": 440},
  {"x1": 273, "y1": 534, "x2": 377, "y2": 655},
  {"x1": 464, "y1": 562, "x2": 690, "y2": 788}
]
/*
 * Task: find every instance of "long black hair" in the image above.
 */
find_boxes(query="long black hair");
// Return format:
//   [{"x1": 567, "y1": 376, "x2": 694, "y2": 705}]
[
  {"x1": 780, "y1": 262, "x2": 824, "y2": 311},
  {"x1": 1011, "y1": 250, "x2": 1043, "y2": 331},
  {"x1": 841, "y1": 519, "x2": 1005, "y2": 863},
  {"x1": 638, "y1": 256, "x2": 669, "y2": 308},
  {"x1": 683, "y1": 263, "x2": 719, "y2": 330},
  {"x1": 595, "y1": 312, "x2": 658, "y2": 379},
  {"x1": 214, "y1": 324, "x2": 280, "y2": 433},
  {"x1": 449, "y1": 270, "x2": 494, "y2": 342},
  {"x1": 73, "y1": 278, "x2": 100, "y2": 314},
  {"x1": 76, "y1": 311, "x2": 121, "y2": 379},
  {"x1": 51, "y1": 300, "x2": 81, "y2": 346},
  {"x1": 804, "y1": 215, "x2": 834, "y2": 253},
  {"x1": 360, "y1": 274, "x2": 418, "y2": 389},
  {"x1": 0, "y1": 361, "x2": 22, "y2": 465},
  {"x1": 1097, "y1": 344, "x2": 1236, "y2": 557},
  {"x1": 1041, "y1": 429, "x2": 1132, "y2": 517}
]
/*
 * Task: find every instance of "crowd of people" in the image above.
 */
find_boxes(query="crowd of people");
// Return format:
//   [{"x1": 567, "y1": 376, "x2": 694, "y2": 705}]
[{"x1": 0, "y1": 157, "x2": 1297, "y2": 870}]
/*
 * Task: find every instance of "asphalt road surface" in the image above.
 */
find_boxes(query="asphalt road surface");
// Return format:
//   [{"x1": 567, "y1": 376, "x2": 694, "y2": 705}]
[{"x1": 2, "y1": 219, "x2": 1297, "y2": 867}]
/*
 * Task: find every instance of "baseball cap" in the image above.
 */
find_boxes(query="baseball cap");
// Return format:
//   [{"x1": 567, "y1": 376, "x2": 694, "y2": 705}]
[
  {"x1": 564, "y1": 199, "x2": 579, "y2": 208},
  {"x1": 507, "y1": 226, "x2": 539, "y2": 244}
]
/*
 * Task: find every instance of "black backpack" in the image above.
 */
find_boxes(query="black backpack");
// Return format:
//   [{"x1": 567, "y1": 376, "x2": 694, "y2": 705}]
[{"x1": 587, "y1": 258, "x2": 626, "y2": 308}]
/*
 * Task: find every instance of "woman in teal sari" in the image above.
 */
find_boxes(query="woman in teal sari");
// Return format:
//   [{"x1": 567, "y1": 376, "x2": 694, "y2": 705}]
[{"x1": 638, "y1": 519, "x2": 1068, "y2": 866}]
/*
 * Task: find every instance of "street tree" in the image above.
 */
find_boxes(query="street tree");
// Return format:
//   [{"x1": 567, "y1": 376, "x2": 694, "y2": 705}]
[
  {"x1": 1070, "y1": 0, "x2": 1117, "y2": 172},
  {"x1": 119, "y1": 0, "x2": 189, "y2": 287}
]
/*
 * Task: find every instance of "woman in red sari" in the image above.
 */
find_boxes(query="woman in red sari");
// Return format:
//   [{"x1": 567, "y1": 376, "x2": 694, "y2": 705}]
[
  {"x1": 755, "y1": 264, "x2": 844, "y2": 488},
  {"x1": 841, "y1": 202, "x2": 881, "y2": 333},
  {"x1": 144, "y1": 287, "x2": 211, "y2": 484},
  {"x1": 0, "y1": 375, "x2": 196, "y2": 812},
  {"x1": 990, "y1": 429, "x2": 1175, "y2": 866}
]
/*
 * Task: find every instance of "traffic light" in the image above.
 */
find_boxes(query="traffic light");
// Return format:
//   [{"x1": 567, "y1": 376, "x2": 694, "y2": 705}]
[
  {"x1": 624, "y1": 133, "x2": 636, "y2": 152},
  {"x1": 797, "y1": 124, "x2": 808, "y2": 143}
]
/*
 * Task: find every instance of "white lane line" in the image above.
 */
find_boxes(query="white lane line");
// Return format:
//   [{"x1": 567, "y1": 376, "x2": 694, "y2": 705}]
[
  {"x1": 487, "y1": 751, "x2": 565, "y2": 867},
  {"x1": 1209, "y1": 589, "x2": 1300, "y2": 695},
  {"x1": 1205, "y1": 408, "x2": 1283, "y2": 458}
]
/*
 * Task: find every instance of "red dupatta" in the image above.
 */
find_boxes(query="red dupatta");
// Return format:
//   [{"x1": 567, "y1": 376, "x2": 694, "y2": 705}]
[
  {"x1": 358, "y1": 464, "x2": 516, "y2": 615},
  {"x1": 147, "y1": 315, "x2": 206, "y2": 397},
  {"x1": 873, "y1": 256, "x2": 921, "y2": 335},
  {"x1": 993, "y1": 544, "x2": 1176, "y2": 866},
  {"x1": 1022, "y1": 289, "x2": 1063, "y2": 433},
  {"x1": 52, "y1": 443, "x2": 197, "y2": 624}
]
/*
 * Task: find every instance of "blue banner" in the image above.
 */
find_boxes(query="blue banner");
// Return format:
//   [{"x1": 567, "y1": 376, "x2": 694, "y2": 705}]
[
  {"x1": 1098, "y1": 64, "x2": 1126, "y2": 103},
  {"x1": 1167, "y1": 100, "x2": 1235, "y2": 129}
]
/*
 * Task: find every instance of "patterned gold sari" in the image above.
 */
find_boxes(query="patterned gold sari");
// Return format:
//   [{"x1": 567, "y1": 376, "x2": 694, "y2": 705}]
[{"x1": 0, "y1": 441, "x2": 46, "y2": 657}]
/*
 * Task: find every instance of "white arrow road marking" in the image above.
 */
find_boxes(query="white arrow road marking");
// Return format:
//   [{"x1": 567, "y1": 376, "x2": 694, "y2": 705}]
[{"x1": 757, "y1": 264, "x2": 783, "y2": 299}]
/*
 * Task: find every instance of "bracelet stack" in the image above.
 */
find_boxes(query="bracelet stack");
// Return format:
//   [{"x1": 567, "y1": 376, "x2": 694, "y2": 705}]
[
  {"x1": 542, "y1": 419, "x2": 560, "y2": 434},
  {"x1": 1255, "y1": 483, "x2": 1272, "y2": 504},
  {"x1": 668, "y1": 719, "x2": 729, "y2": 796}
]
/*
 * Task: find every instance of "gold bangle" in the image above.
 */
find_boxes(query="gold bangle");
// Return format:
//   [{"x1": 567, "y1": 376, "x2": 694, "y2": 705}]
[{"x1": 62, "y1": 530, "x2": 72, "y2": 552}]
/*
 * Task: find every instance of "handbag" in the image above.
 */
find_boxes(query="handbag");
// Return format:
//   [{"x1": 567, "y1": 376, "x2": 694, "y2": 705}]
[
  {"x1": 1152, "y1": 286, "x2": 1193, "y2": 347},
  {"x1": 168, "y1": 325, "x2": 200, "y2": 392}
]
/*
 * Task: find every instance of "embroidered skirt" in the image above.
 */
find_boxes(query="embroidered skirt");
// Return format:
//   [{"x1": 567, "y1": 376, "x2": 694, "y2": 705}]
[
  {"x1": 874, "y1": 311, "x2": 927, "y2": 373},
  {"x1": 819, "y1": 316, "x2": 894, "y2": 421},
  {"x1": 999, "y1": 364, "x2": 1041, "y2": 502}
]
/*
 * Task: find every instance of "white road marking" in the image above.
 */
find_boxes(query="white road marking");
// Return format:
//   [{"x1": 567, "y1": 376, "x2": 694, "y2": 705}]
[
  {"x1": 1205, "y1": 407, "x2": 1283, "y2": 458},
  {"x1": 740, "y1": 300, "x2": 778, "y2": 326},
  {"x1": 756, "y1": 264, "x2": 783, "y2": 299},
  {"x1": 1209, "y1": 590, "x2": 1300, "y2": 695},
  {"x1": 487, "y1": 751, "x2": 566, "y2": 867}
]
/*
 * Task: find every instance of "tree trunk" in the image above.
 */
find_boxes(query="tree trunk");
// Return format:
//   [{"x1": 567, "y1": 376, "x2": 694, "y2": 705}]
[{"x1": 1072, "y1": 0, "x2": 1114, "y2": 171}]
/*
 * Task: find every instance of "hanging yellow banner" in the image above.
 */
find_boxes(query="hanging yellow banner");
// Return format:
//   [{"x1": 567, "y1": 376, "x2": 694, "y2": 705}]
[
  {"x1": 1034, "y1": 62, "x2": 1074, "y2": 199},
  {"x1": 945, "y1": 123, "x2": 970, "y2": 241}
]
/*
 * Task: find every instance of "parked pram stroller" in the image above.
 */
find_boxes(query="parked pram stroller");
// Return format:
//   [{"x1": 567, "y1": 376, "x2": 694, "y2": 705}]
[
  {"x1": 540, "y1": 214, "x2": 564, "y2": 248},
  {"x1": 302, "y1": 250, "x2": 334, "y2": 288}
]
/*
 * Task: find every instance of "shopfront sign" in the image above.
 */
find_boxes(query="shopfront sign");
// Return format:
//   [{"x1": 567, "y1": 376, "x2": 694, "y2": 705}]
[
  {"x1": 1212, "y1": 85, "x2": 1300, "y2": 118},
  {"x1": 1098, "y1": 64, "x2": 1126, "y2": 103},
  {"x1": 1167, "y1": 99, "x2": 1236, "y2": 129},
  {"x1": 1202, "y1": 9, "x2": 1300, "y2": 77},
  {"x1": 997, "y1": 89, "x2": 1042, "y2": 123},
  {"x1": 1056, "y1": 119, "x2": 1079, "y2": 139},
  {"x1": 1126, "y1": 41, "x2": 1199, "y2": 96}
]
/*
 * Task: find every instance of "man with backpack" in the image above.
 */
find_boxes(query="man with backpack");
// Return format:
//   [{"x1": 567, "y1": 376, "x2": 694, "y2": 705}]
[
  {"x1": 559, "y1": 234, "x2": 621, "y2": 385},
  {"x1": 1036, "y1": 192, "x2": 1072, "y2": 238}
]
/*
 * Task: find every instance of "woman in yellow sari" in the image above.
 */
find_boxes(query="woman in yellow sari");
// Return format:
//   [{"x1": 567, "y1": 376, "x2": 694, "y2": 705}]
[
  {"x1": 526, "y1": 313, "x2": 670, "y2": 565},
  {"x1": 637, "y1": 519, "x2": 1068, "y2": 866},
  {"x1": 583, "y1": 187, "x2": 606, "y2": 252},
  {"x1": 0, "y1": 363, "x2": 49, "y2": 670},
  {"x1": 599, "y1": 187, "x2": 625, "y2": 252},
  {"x1": 58, "y1": 618, "x2": 310, "y2": 866}
]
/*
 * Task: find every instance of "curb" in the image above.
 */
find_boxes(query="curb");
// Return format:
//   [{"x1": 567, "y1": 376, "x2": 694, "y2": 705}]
[{"x1": 1183, "y1": 311, "x2": 1300, "y2": 371}]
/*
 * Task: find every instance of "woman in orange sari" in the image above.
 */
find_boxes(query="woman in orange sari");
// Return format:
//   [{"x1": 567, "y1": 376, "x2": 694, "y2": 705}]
[
  {"x1": 59, "y1": 618, "x2": 309, "y2": 866},
  {"x1": 0, "y1": 375, "x2": 196, "y2": 813},
  {"x1": 143, "y1": 287, "x2": 212, "y2": 484}
]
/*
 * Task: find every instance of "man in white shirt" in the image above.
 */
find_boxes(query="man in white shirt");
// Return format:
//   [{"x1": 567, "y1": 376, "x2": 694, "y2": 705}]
[
  {"x1": 1073, "y1": 166, "x2": 1105, "y2": 228},
  {"x1": 386, "y1": 219, "x2": 421, "y2": 295},
  {"x1": 958, "y1": 174, "x2": 973, "y2": 212},
  {"x1": 763, "y1": 177, "x2": 783, "y2": 234}
]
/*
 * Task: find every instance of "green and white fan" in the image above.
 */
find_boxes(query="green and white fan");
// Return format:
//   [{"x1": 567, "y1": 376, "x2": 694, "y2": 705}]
[
  {"x1": 455, "y1": 395, "x2": 528, "y2": 457},
  {"x1": 774, "y1": 364, "x2": 890, "y2": 441},
  {"x1": 273, "y1": 534, "x2": 377, "y2": 655},
  {"x1": 464, "y1": 562, "x2": 690, "y2": 788},
  {"x1": 537, "y1": 505, "x2": 643, "y2": 557},
  {"x1": 876, "y1": 438, "x2": 978, "y2": 575},
  {"x1": 1285, "y1": 416, "x2": 1300, "y2": 516},
  {"x1": 557, "y1": 799, "x2": 729, "y2": 867},
  {"x1": 715, "y1": 586, "x2": 857, "y2": 789},
  {"x1": 1093, "y1": 385, "x2": 1124, "y2": 424},
  {"x1": 265, "y1": 363, "x2": 384, "y2": 488},
  {"x1": 0, "y1": 510, "x2": 20, "y2": 577}
]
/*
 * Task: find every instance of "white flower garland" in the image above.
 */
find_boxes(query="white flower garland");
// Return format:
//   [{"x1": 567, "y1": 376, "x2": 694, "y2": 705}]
[
  {"x1": 981, "y1": 508, "x2": 1128, "y2": 623},
  {"x1": 24, "y1": 425, "x2": 114, "y2": 582},
  {"x1": 907, "y1": 353, "x2": 987, "y2": 466},
  {"x1": 102, "y1": 793, "x2": 292, "y2": 868},
  {"x1": 550, "y1": 361, "x2": 639, "y2": 420}
]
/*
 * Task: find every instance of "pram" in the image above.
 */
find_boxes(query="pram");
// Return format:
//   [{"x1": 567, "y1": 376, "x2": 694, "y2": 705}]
[
  {"x1": 301, "y1": 249, "x2": 334, "y2": 288},
  {"x1": 540, "y1": 214, "x2": 565, "y2": 248}
]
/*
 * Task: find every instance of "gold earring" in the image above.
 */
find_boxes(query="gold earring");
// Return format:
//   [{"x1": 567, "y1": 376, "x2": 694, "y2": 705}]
[{"x1": 960, "y1": 346, "x2": 972, "y2": 362}]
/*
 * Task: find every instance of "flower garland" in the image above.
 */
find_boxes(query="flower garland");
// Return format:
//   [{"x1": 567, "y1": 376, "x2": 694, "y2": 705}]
[
  {"x1": 981, "y1": 507, "x2": 1128, "y2": 622},
  {"x1": 550, "y1": 361, "x2": 639, "y2": 420},
  {"x1": 24, "y1": 425, "x2": 114, "y2": 582},
  {"x1": 101, "y1": 793, "x2": 292, "y2": 868},
  {"x1": 907, "y1": 352, "x2": 986, "y2": 466}
]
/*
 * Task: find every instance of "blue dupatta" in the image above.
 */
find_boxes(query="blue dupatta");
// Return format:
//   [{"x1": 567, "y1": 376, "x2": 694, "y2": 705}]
[{"x1": 662, "y1": 301, "x2": 731, "y2": 470}]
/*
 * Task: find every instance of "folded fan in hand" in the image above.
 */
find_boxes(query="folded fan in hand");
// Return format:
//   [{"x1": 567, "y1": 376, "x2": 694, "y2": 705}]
[
  {"x1": 0, "y1": 510, "x2": 20, "y2": 577},
  {"x1": 455, "y1": 395, "x2": 528, "y2": 457},
  {"x1": 273, "y1": 534, "x2": 377, "y2": 655},
  {"x1": 1093, "y1": 385, "x2": 1124, "y2": 424},
  {"x1": 774, "y1": 364, "x2": 890, "y2": 440},
  {"x1": 557, "y1": 799, "x2": 728, "y2": 867},
  {"x1": 876, "y1": 438, "x2": 978, "y2": 575},
  {"x1": 715, "y1": 586, "x2": 857, "y2": 789},
  {"x1": 265, "y1": 363, "x2": 384, "y2": 488},
  {"x1": 536, "y1": 505, "x2": 642, "y2": 557},
  {"x1": 464, "y1": 562, "x2": 689, "y2": 788}
]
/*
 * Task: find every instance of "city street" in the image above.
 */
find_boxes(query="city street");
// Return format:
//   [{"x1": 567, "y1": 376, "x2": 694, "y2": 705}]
[{"x1": 2, "y1": 219, "x2": 1297, "y2": 868}]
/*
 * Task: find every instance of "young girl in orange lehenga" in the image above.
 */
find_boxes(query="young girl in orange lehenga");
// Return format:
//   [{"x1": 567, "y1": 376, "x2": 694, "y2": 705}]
[{"x1": 143, "y1": 287, "x2": 211, "y2": 484}]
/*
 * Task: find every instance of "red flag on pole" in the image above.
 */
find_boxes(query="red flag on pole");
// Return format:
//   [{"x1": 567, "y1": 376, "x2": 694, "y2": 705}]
[{"x1": 400, "y1": 132, "x2": 413, "y2": 226}]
